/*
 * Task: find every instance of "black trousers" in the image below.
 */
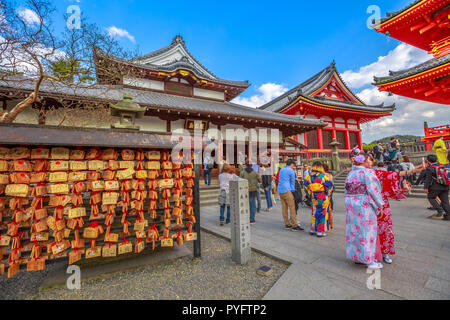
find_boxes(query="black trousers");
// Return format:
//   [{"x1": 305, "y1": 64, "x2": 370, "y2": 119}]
[{"x1": 428, "y1": 189, "x2": 450, "y2": 215}]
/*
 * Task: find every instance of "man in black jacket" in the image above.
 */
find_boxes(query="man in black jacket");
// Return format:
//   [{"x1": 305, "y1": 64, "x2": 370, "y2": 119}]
[{"x1": 424, "y1": 154, "x2": 450, "y2": 220}]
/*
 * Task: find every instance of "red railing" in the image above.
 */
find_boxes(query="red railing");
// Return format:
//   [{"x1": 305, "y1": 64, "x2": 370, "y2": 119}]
[
  {"x1": 424, "y1": 124, "x2": 450, "y2": 139},
  {"x1": 300, "y1": 150, "x2": 351, "y2": 159}
]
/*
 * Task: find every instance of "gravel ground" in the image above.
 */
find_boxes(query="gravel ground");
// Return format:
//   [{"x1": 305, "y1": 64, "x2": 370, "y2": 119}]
[
  {"x1": 0, "y1": 261, "x2": 67, "y2": 300},
  {"x1": 2, "y1": 231, "x2": 288, "y2": 300}
]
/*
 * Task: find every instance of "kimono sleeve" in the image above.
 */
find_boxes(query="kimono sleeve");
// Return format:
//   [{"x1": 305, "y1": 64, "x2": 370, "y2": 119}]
[
  {"x1": 376, "y1": 170, "x2": 405, "y2": 199},
  {"x1": 365, "y1": 169, "x2": 384, "y2": 209},
  {"x1": 323, "y1": 174, "x2": 333, "y2": 194},
  {"x1": 303, "y1": 174, "x2": 312, "y2": 196}
]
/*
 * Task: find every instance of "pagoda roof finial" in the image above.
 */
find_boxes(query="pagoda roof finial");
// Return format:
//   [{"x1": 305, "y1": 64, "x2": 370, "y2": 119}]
[{"x1": 172, "y1": 35, "x2": 185, "y2": 46}]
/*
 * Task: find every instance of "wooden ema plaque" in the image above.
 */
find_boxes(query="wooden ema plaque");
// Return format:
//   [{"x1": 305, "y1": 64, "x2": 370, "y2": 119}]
[
  {"x1": 50, "y1": 161, "x2": 69, "y2": 171},
  {"x1": 0, "y1": 160, "x2": 7, "y2": 171},
  {"x1": 8, "y1": 263, "x2": 20, "y2": 278},
  {"x1": 102, "y1": 192, "x2": 119, "y2": 205},
  {"x1": 51, "y1": 241, "x2": 68, "y2": 255},
  {"x1": 105, "y1": 180, "x2": 119, "y2": 191},
  {"x1": 116, "y1": 168, "x2": 135, "y2": 180},
  {"x1": 184, "y1": 232, "x2": 198, "y2": 241},
  {"x1": 48, "y1": 184, "x2": 69, "y2": 194},
  {"x1": 83, "y1": 227, "x2": 98, "y2": 239},
  {"x1": 146, "y1": 161, "x2": 160, "y2": 170},
  {"x1": 68, "y1": 207, "x2": 86, "y2": 219},
  {"x1": 5, "y1": 184, "x2": 29, "y2": 197},
  {"x1": 85, "y1": 247, "x2": 101, "y2": 259},
  {"x1": 119, "y1": 161, "x2": 135, "y2": 169},
  {"x1": 102, "y1": 245, "x2": 117, "y2": 257},
  {"x1": 68, "y1": 172, "x2": 86, "y2": 181},
  {"x1": 134, "y1": 221, "x2": 145, "y2": 232},
  {"x1": 70, "y1": 161, "x2": 87, "y2": 171},
  {"x1": 0, "y1": 235, "x2": 11, "y2": 246},
  {"x1": 49, "y1": 172, "x2": 68, "y2": 183},
  {"x1": 104, "y1": 232, "x2": 119, "y2": 243},
  {"x1": 135, "y1": 241, "x2": 145, "y2": 253},
  {"x1": 27, "y1": 259, "x2": 45, "y2": 272},
  {"x1": 51, "y1": 148, "x2": 70, "y2": 160},
  {"x1": 69, "y1": 250, "x2": 82, "y2": 265},
  {"x1": 146, "y1": 151, "x2": 160, "y2": 160},
  {"x1": 136, "y1": 170, "x2": 147, "y2": 179},
  {"x1": 31, "y1": 148, "x2": 49, "y2": 159},
  {"x1": 118, "y1": 242, "x2": 133, "y2": 255},
  {"x1": 88, "y1": 160, "x2": 105, "y2": 171},
  {"x1": 161, "y1": 238, "x2": 173, "y2": 247},
  {"x1": 31, "y1": 232, "x2": 49, "y2": 242},
  {"x1": 158, "y1": 179, "x2": 174, "y2": 189}
]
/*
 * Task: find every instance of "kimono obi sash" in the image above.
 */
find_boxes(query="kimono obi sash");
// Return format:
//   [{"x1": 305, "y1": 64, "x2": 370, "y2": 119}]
[{"x1": 345, "y1": 182, "x2": 368, "y2": 195}]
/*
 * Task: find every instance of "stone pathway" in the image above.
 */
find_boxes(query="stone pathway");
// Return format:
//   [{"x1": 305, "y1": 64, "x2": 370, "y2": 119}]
[{"x1": 200, "y1": 194, "x2": 450, "y2": 300}]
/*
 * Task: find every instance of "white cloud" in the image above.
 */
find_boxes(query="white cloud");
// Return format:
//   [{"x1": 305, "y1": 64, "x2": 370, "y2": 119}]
[
  {"x1": 232, "y1": 83, "x2": 289, "y2": 108},
  {"x1": 17, "y1": 8, "x2": 40, "y2": 25},
  {"x1": 357, "y1": 87, "x2": 449, "y2": 143},
  {"x1": 106, "y1": 26, "x2": 135, "y2": 43},
  {"x1": 341, "y1": 43, "x2": 430, "y2": 89},
  {"x1": 339, "y1": 43, "x2": 447, "y2": 143}
]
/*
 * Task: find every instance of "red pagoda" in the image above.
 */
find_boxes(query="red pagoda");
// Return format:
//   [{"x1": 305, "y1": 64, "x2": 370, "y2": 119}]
[
  {"x1": 259, "y1": 62, "x2": 395, "y2": 154},
  {"x1": 372, "y1": 0, "x2": 450, "y2": 147},
  {"x1": 373, "y1": 0, "x2": 450, "y2": 104}
]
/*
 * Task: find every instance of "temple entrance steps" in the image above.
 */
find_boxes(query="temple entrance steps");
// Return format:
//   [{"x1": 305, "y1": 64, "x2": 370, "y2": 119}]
[
  {"x1": 332, "y1": 170, "x2": 427, "y2": 199},
  {"x1": 200, "y1": 180, "x2": 267, "y2": 207}
]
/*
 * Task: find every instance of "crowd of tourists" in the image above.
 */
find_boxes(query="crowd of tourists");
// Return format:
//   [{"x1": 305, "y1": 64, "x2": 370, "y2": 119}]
[{"x1": 213, "y1": 135, "x2": 449, "y2": 270}]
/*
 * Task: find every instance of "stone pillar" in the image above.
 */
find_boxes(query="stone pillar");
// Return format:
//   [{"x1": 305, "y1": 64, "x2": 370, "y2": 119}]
[
  {"x1": 230, "y1": 179, "x2": 251, "y2": 265},
  {"x1": 329, "y1": 139, "x2": 341, "y2": 173}
]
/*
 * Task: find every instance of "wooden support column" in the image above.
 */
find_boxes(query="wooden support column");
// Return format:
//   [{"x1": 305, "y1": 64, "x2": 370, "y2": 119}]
[
  {"x1": 345, "y1": 130, "x2": 350, "y2": 150},
  {"x1": 303, "y1": 130, "x2": 308, "y2": 148},
  {"x1": 317, "y1": 129, "x2": 323, "y2": 150},
  {"x1": 166, "y1": 120, "x2": 171, "y2": 133},
  {"x1": 357, "y1": 131, "x2": 363, "y2": 150},
  {"x1": 217, "y1": 124, "x2": 223, "y2": 173}
]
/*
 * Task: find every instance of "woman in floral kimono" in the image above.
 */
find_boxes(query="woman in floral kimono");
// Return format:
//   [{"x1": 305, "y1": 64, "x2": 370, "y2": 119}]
[
  {"x1": 369, "y1": 161, "x2": 423, "y2": 264},
  {"x1": 304, "y1": 162, "x2": 333, "y2": 237},
  {"x1": 345, "y1": 154, "x2": 384, "y2": 269}
]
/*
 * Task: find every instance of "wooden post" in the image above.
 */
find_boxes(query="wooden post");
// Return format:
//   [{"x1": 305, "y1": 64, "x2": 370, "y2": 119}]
[
  {"x1": 317, "y1": 128, "x2": 323, "y2": 150},
  {"x1": 345, "y1": 130, "x2": 350, "y2": 150},
  {"x1": 193, "y1": 163, "x2": 201, "y2": 258}
]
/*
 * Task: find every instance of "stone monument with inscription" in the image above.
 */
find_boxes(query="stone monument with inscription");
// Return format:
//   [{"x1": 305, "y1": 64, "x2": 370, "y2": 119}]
[{"x1": 229, "y1": 179, "x2": 251, "y2": 265}]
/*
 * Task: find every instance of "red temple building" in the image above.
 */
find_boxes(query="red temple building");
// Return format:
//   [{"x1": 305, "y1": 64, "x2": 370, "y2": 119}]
[
  {"x1": 259, "y1": 62, "x2": 395, "y2": 154},
  {"x1": 373, "y1": 0, "x2": 450, "y2": 104},
  {"x1": 372, "y1": 0, "x2": 450, "y2": 148}
]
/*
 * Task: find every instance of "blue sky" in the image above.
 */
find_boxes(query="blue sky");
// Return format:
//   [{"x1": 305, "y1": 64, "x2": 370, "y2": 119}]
[
  {"x1": 57, "y1": 0, "x2": 409, "y2": 88},
  {"x1": 46, "y1": 1, "x2": 448, "y2": 142}
]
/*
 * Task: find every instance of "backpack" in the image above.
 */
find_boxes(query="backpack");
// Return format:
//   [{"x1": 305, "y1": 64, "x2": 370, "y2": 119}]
[{"x1": 432, "y1": 165, "x2": 450, "y2": 186}]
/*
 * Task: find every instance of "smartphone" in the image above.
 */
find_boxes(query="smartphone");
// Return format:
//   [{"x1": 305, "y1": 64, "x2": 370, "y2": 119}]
[{"x1": 422, "y1": 157, "x2": 426, "y2": 168}]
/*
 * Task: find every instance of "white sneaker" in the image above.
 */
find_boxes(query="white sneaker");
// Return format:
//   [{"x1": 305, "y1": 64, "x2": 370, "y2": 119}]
[
  {"x1": 383, "y1": 255, "x2": 393, "y2": 264},
  {"x1": 367, "y1": 261, "x2": 383, "y2": 269}
]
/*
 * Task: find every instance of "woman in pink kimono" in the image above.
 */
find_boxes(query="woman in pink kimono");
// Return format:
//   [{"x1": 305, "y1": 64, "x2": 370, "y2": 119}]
[
  {"x1": 345, "y1": 154, "x2": 384, "y2": 269},
  {"x1": 369, "y1": 161, "x2": 424, "y2": 264}
]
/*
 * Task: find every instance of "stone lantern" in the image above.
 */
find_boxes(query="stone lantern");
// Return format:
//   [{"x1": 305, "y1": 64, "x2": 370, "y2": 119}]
[
  {"x1": 110, "y1": 94, "x2": 147, "y2": 130},
  {"x1": 329, "y1": 138, "x2": 341, "y2": 172}
]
